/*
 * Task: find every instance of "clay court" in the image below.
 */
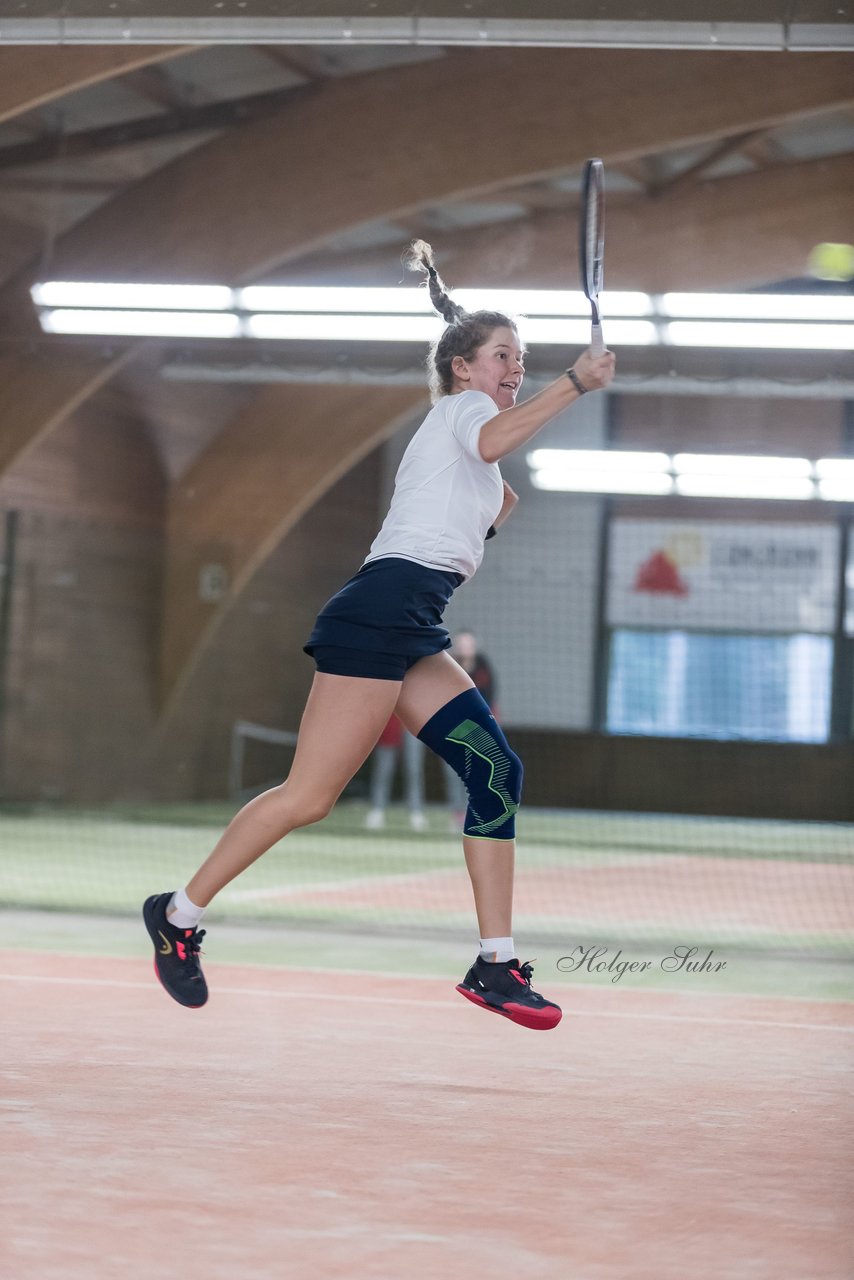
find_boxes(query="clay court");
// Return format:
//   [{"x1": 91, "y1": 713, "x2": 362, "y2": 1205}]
[
  {"x1": 3, "y1": 6, "x2": 854, "y2": 1278},
  {"x1": 2, "y1": 797, "x2": 854, "y2": 1277},
  {"x1": 2, "y1": 948, "x2": 852, "y2": 1280}
]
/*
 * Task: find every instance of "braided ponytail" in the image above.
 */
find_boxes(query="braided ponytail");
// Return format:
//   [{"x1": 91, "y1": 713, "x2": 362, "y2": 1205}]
[
  {"x1": 403, "y1": 238, "x2": 518, "y2": 402},
  {"x1": 404, "y1": 238, "x2": 466, "y2": 326}
]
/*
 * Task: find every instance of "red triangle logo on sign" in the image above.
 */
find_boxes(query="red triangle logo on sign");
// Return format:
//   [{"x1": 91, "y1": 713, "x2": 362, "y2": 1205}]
[{"x1": 633, "y1": 550, "x2": 689, "y2": 595}]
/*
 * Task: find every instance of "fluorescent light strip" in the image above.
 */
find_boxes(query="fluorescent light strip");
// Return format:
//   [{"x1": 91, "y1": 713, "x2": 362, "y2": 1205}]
[
  {"x1": 817, "y1": 480, "x2": 854, "y2": 503},
  {"x1": 246, "y1": 313, "x2": 443, "y2": 342},
  {"x1": 531, "y1": 469, "x2": 673, "y2": 496},
  {"x1": 674, "y1": 453, "x2": 812, "y2": 478},
  {"x1": 35, "y1": 309, "x2": 850, "y2": 350},
  {"x1": 31, "y1": 283, "x2": 854, "y2": 352},
  {"x1": 239, "y1": 286, "x2": 434, "y2": 314},
  {"x1": 529, "y1": 448, "x2": 671, "y2": 473},
  {"x1": 32, "y1": 282, "x2": 234, "y2": 310},
  {"x1": 239, "y1": 286, "x2": 653, "y2": 318},
  {"x1": 815, "y1": 460, "x2": 854, "y2": 502},
  {"x1": 41, "y1": 309, "x2": 242, "y2": 338},
  {"x1": 33, "y1": 282, "x2": 653, "y2": 320},
  {"x1": 32, "y1": 283, "x2": 854, "y2": 326},
  {"x1": 815, "y1": 458, "x2": 854, "y2": 480},
  {"x1": 454, "y1": 288, "x2": 653, "y2": 317},
  {"x1": 674, "y1": 475, "x2": 814, "y2": 500},
  {"x1": 667, "y1": 321, "x2": 854, "y2": 350},
  {"x1": 245, "y1": 314, "x2": 658, "y2": 345},
  {"x1": 514, "y1": 317, "x2": 590, "y2": 345},
  {"x1": 662, "y1": 292, "x2": 854, "y2": 322},
  {"x1": 528, "y1": 449, "x2": 854, "y2": 500},
  {"x1": 520, "y1": 317, "x2": 657, "y2": 345}
]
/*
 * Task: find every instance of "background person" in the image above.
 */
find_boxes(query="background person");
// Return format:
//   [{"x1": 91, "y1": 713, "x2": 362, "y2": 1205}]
[{"x1": 365, "y1": 714, "x2": 428, "y2": 831}]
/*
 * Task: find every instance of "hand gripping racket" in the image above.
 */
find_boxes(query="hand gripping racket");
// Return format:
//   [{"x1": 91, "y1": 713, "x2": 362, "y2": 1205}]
[{"x1": 579, "y1": 158, "x2": 606, "y2": 356}]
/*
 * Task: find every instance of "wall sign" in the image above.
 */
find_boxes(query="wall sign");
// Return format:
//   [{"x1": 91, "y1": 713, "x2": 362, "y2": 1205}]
[{"x1": 608, "y1": 520, "x2": 838, "y2": 634}]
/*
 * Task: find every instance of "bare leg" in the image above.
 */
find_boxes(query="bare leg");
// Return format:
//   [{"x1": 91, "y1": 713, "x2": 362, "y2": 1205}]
[
  {"x1": 184, "y1": 673, "x2": 401, "y2": 907},
  {"x1": 395, "y1": 652, "x2": 516, "y2": 940},
  {"x1": 461, "y1": 837, "x2": 514, "y2": 938}
]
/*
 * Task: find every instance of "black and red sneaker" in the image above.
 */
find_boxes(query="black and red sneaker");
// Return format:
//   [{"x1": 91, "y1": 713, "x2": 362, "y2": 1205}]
[
  {"x1": 143, "y1": 892, "x2": 208, "y2": 1008},
  {"x1": 456, "y1": 956, "x2": 561, "y2": 1030}
]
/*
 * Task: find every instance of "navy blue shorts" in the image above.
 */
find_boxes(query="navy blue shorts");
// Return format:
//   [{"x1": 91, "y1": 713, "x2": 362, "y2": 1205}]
[{"x1": 304, "y1": 557, "x2": 463, "y2": 681}]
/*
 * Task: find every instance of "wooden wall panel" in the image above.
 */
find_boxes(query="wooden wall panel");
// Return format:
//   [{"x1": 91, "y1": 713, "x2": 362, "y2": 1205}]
[
  {"x1": 0, "y1": 403, "x2": 165, "y2": 802},
  {"x1": 616, "y1": 395, "x2": 843, "y2": 455},
  {"x1": 148, "y1": 452, "x2": 383, "y2": 800},
  {"x1": 160, "y1": 383, "x2": 425, "y2": 711},
  {"x1": 0, "y1": 402, "x2": 384, "y2": 803},
  {"x1": 514, "y1": 730, "x2": 854, "y2": 822},
  {"x1": 0, "y1": 397, "x2": 164, "y2": 528}
]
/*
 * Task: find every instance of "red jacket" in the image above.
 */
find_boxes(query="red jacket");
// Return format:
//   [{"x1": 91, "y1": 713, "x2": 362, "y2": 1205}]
[{"x1": 377, "y1": 715, "x2": 404, "y2": 748}]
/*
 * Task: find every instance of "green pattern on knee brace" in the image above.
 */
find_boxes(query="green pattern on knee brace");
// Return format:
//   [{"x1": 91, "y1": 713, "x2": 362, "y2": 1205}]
[{"x1": 445, "y1": 718, "x2": 520, "y2": 836}]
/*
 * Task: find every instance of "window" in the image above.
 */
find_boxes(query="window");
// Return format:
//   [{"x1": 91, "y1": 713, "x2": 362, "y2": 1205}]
[{"x1": 606, "y1": 629, "x2": 832, "y2": 743}]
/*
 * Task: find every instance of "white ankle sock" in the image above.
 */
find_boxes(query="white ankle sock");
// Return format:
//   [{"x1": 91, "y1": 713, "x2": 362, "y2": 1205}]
[
  {"x1": 479, "y1": 936, "x2": 515, "y2": 963},
  {"x1": 167, "y1": 888, "x2": 206, "y2": 929}
]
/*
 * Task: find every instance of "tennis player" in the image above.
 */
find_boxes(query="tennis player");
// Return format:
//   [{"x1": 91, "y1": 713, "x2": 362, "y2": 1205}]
[{"x1": 144, "y1": 240, "x2": 615, "y2": 1029}]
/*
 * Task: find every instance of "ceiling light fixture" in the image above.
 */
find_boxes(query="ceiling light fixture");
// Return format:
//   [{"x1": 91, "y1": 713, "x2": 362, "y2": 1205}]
[
  {"x1": 673, "y1": 474, "x2": 814, "y2": 500},
  {"x1": 31, "y1": 283, "x2": 854, "y2": 350},
  {"x1": 673, "y1": 453, "x2": 812, "y2": 478},
  {"x1": 661, "y1": 293, "x2": 854, "y2": 322},
  {"x1": 32, "y1": 282, "x2": 235, "y2": 310},
  {"x1": 40, "y1": 309, "x2": 243, "y2": 338},
  {"x1": 530, "y1": 469, "x2": 674, "y2": 496},
  {"x1": 528, "y1": 450, "x2": 854, "y2": 501},
  {"x1": 666, "y1": 321, "x2": 854, "y2": 350}
]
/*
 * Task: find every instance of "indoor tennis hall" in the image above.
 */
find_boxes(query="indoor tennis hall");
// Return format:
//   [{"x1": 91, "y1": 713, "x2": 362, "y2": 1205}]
[{"x1": 1, "y1": 5, "x2": 853, "y2": 1279}]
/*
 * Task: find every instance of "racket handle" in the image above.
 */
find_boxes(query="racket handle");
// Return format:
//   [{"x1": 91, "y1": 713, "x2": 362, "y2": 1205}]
[{"x1": 590, "y1": 322, "x2": 605, "y2": 357}]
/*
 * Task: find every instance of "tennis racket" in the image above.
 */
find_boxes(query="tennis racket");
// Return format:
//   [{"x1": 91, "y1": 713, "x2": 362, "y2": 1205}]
[{"x1": 579, "y1": 157, "x2": 606, "y2": 356}]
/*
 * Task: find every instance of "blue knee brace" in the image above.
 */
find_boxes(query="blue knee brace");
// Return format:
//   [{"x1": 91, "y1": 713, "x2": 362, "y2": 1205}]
[{"x1": 417, "y1": 688, "x2": 523, "y2": 839}]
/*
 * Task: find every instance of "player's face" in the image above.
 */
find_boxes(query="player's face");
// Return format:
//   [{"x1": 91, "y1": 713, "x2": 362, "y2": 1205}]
[{"x1": 454, "y1": 326, "x2": 525, "y2": 409}]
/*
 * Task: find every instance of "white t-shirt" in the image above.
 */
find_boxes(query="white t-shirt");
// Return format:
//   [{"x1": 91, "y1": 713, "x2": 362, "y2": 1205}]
[{"x1": 365, "y1": 390, "x2": 504, "y2": 581}]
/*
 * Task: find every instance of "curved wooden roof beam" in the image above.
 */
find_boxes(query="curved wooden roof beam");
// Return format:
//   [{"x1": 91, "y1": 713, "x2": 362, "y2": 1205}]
[
  {"x1": 609, "y1": 153, "x2": 854, "y2": 291},
  {"x1": 279, "y1": 152, "x2": 854, "y2": 291},
  {"x1": 0, "y1": 345, "x2": 134, "y2": 476},
  {"x1": 160, "y1": 382, "x2": 425, "y2": 715},
  {"x1": 3, "y1": 48, "x2": 852, "y2": 479},
  {"x1": 415, "y1": 153, "x2": 854, "y2": 292},
  {"x1": 0, "y1": 45, "x2": 190, "y2": 125},
  {"x1": 0, "y1": 210, "x2": 44, "y2": 291},
  {"x1": 32, "y1": 48, "x2": 854, "y2": 282},
  {"x1": 0, "y1": 47, "x2": 188, "y2": 289}
]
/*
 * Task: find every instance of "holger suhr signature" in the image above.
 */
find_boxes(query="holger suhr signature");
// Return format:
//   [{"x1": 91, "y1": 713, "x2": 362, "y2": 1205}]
[{"x1": 557, "y1": 945, "x2": 726, "y2": 983}]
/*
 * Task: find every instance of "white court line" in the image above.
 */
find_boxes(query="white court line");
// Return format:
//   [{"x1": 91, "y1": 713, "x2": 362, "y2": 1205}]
[
  {"x1": 223, "y1": 850, "x2": 839, "y2": 900},
  {"x1": 135, "y1": 955, "x2": 854, "y2": 1006},
  {"x1": 2, "y1": 972, "x2": 853, "y2": 1033},
  {"x1": 2, "y1": 948, "x2": 852, "y2": 1004},
  {"x1": 224, "y1": 865, "x2": 454, "y2": 902}
]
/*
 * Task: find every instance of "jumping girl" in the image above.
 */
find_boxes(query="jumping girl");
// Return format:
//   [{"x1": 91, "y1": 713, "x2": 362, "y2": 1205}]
[{"x1": 144, "y1": 240, "x2": 616, "y2": 1030}]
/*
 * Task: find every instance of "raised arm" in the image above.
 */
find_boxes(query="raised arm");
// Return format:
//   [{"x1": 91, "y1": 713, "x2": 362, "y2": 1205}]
[{"x1": 478, "y1": 348, "x2": 616, "y2": 464}]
